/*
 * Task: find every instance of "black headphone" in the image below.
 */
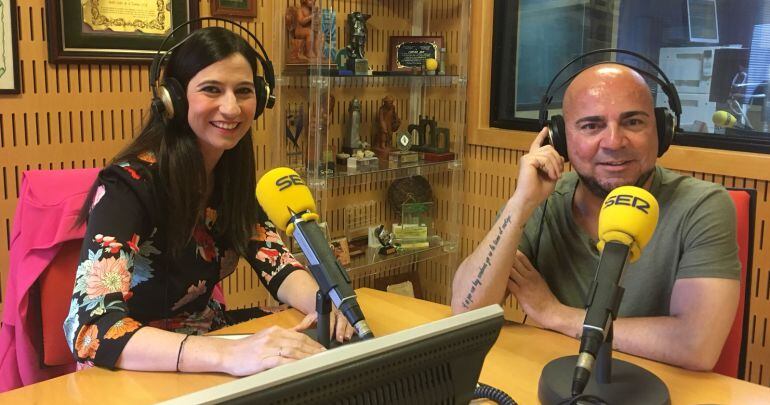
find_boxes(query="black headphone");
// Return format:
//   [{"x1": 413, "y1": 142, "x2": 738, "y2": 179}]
[
  {"x1": 538, "y1": 48, "x2": 682, "y2": 162},
  {"x1": 149, "y1": 17, "x2": 276, "y2": 126}
]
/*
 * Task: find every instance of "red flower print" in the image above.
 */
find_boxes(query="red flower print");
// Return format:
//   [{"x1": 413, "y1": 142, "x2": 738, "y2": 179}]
[
  {"x1": 122, "y1": 165, "x2": 141, "y2": 180},
  {"x1": 204, "y1": 208, "x2": 217, "y2": 229},
  {"x1": 75, "y1": 325, "x2": 100, "y2": 359},
  {"x1": 137, "y1": 150, "x2": 157, "y2": 164},
  {"x1": 256, "y1": 247, "x2": 280, "y2": 266},
  {"x1": 104, "y1": 318, "x2": 141, "y2": 339},
  {"x1": 126, "y1": 234, "x2": 140, "y2": 253},
  {"x1": 280, "y1": 251, "x2": 304, "y2": 269},
  {"x1": 252, "y1": 223, "x2": 268, "y2": 241},
  {"x1": 86, "y1": 256, "x2": 131, "y2": 299},
  {"x1": 192, "y1": 225, "x2": 218, "y2": 262},
  {"x1": 172, "y1": 280, "x2": 207, "y2": 311}
]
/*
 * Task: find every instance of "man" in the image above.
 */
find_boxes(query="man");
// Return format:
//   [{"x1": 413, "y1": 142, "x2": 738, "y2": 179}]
[{"x1": 451, "y1": 64, "x2": 739, "y2": 371}]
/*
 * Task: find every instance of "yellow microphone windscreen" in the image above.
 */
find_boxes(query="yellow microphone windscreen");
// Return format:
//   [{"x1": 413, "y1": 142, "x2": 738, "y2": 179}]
[
  {"x1": 597, "y1": 186, "x2": 659, "y2": 262},
  {"x1": 256, "y1": 167, "x2": 317, "y2": 233}
]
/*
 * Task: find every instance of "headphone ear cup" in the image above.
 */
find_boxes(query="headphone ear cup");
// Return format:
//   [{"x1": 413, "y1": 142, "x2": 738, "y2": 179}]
[
  {"x1": 159, "y1": 77, "x2": 187, "y2": 125},
  {"x1": 548, "y1": 115, "x2": 569, "y2": 162},
  {"x1": 254, "y1": 76, "x2": 268, "y2": 119},
  {"x1": 654, "y1": 107, "x2": 675, "y2": 156}
]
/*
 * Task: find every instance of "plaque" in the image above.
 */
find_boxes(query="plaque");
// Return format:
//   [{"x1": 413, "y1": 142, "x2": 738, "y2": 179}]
[{"x1": 389, "y1": 36, "x2": 444, "y2": 72}]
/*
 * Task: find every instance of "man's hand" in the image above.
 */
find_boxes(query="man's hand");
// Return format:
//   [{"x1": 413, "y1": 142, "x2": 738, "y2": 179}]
[
  {"x1": 507, "y1": 250, "x2": 562, "y2": 329},
  {"x1": 512, "y1": 127, "x2": 565, "y2": 211}
]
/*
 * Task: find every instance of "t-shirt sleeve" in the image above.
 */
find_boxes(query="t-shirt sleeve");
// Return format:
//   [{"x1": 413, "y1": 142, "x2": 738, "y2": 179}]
[
  {"x1": 676, "y1": 187, "x2": 741, "y2": 280},
  {"x1": 63, "y1": 163, "x2": 155, "y2": 369},
  {"x1": 244, "y1": 216, "x2": 305, "y2": 302}
]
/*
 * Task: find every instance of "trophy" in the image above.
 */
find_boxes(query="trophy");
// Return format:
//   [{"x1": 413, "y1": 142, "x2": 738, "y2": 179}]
[
  {"x1": 374, "y1": 224, "x2": 397, "y2": 255},
  {"x1": 389, "y1": 131, "x2": 419, "y2": 167},
  {"x1": 373, "y1": 96, "x2": 401, "y2": 160},
  {"x1": 336, "y1": 11, "x2": 371, "y2": 75},
  {"x1": 408, "y1": 115, "x2": 455, "y2": 162},
  {"x1": 342, "y1": 98, "x2": 362, "y2": 154}
]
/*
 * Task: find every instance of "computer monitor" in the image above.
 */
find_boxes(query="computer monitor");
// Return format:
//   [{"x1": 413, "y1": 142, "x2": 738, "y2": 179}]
[
  {"x1": 687, "y1": 0, "x2": 719, "y2": 44},
  {"x1": 162, "y1": 305, "x2": 504, "y2": 404}
]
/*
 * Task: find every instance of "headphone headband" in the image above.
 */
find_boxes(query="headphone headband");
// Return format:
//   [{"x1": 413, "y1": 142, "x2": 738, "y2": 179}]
[
  {"x1": 149, "y1": 17, "x2": 276, "y2": 116},
  {"x1": 538, "y1": 48, "x2": 682, "y2": 131}
]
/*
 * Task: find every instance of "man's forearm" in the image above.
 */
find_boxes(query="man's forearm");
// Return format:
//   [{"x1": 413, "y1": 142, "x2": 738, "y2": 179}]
[
  {"x1": 451, "y1": 198, "x2": 534, "y2": 313},
  {"x1": 545, "y1": 303, "x2": 724, "y2": 371}
]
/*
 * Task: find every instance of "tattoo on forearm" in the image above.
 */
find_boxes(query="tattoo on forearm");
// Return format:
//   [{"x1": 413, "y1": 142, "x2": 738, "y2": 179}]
[{"x1": 462, "y1": 214, "x2": 513, "y2": 308}]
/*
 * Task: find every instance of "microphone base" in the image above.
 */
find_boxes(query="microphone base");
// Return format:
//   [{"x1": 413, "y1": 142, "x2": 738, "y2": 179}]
[{"x1": 538, "y1": 355, "x2": 670, "y2": 405}]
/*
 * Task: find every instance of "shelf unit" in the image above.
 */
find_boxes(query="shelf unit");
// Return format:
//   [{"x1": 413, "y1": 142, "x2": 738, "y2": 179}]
[{"x1": 272, "y1": 0, "x2": 470, "y2": 302}]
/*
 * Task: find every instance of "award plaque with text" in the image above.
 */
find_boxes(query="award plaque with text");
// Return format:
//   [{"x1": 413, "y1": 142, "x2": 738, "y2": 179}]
[
  {"x1": 46, "y1": 0, "x2": 199, "y2": 63},
  {"x1": 388, "y1": 36, "x2": 443, "y2": 72}
]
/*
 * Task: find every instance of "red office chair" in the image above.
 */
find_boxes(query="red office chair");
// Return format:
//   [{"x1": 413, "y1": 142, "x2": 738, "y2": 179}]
[{"x1": 712, "y1": 188, "x2": 755, "y2": 379}]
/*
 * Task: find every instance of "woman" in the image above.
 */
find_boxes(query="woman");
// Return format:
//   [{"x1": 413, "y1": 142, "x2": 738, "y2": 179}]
[{"x1": 63, "y1": 27, "x2": 352, "y2": 377}]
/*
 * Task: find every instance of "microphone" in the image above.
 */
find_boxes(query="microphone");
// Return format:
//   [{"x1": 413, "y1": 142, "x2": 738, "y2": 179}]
[
  {"x1": 572, "y1": 186, "x2": 659, "y2": 396},
  {"x1": 256, "y1": 167, "x2": 374, "y2": 340},
  {"x1": 712, "y1": 110, "x2": 741, "y2": 128}
]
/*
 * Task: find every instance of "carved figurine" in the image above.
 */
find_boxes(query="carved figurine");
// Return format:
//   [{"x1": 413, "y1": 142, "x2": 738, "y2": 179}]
[
  {"x1": 374, "y1": 96, "x2": 401, "y2": 156},
  {"x1": 285, "y1": 0, "x2": 322, "y2": 63}
]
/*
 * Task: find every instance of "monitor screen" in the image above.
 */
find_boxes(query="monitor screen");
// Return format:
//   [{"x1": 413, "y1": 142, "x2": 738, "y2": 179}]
[
  {"x1": 687, "y1": 0, "x2": 720, "y2": 43},
  {"x1": 162, "y1": 305, "x2": 504, "y2": 405}
]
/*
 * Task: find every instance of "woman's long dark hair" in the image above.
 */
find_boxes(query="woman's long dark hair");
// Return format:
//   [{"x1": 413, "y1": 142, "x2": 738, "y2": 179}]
[{"x1": 77, "y1": 27, "x2": 259, "y2": 259}]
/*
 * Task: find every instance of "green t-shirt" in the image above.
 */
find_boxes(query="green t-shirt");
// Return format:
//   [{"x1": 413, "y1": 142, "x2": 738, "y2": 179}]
[{"x1": 518, "y1": 166, "x2": 740, "y2": 317}]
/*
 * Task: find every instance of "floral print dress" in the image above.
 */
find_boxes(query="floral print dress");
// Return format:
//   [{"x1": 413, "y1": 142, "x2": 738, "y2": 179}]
[{"x1": 63, "y1": 154, "x2": 304, "y2": 369}]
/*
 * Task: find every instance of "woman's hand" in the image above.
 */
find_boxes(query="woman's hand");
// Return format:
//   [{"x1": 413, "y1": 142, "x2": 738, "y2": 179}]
[
  {"x1": 220, "y1": 326, "x2": 325, "y2": 376},
  {"x1": 293, "y1": 307, "x2": 356, "y2": 343}
]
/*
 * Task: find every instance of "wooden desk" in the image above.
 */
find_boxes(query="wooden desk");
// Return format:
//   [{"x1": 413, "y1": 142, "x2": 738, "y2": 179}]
[{"x1": 2, "y1": 288, "x2": 769, "y2": 404}]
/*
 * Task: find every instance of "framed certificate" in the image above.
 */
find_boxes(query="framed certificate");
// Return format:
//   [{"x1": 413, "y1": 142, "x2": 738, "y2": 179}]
[
  {"x1": 0, "y1": 0, "x2": 20, "y2": 94},
  {"x1": 211, "y1": 0, "x2": 257, "y2": 18},
  {"x1": 46, "y1": 0, "x2": 199, "y2": 64},
  {"x1": 388, "y1": 36, "x2": 443, "y2": 72}
]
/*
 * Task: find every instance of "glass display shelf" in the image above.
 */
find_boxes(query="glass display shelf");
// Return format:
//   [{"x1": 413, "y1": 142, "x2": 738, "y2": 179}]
[
  {"x1": 292, "y1": 238, "x2": 451, "y2": 281},
  {"x1": 277, "y1": 74, "x2": 464, "y2": 89},
  {"x1": 304, "y1": 159, "x2": 461, "y2": 188}
]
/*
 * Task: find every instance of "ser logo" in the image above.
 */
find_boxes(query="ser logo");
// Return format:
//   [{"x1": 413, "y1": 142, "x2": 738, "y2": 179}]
[
  {"x1": 275, "y1": 174, "x2": 305, "y2": 191},
  {"x1": 604, "y1": 194, "x2": 651, "y2": 214}
]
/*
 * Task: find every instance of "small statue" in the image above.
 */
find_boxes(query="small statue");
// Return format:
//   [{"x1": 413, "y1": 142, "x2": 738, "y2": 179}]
[
  {"x1": 285, "y1": 0, "x2": 322, "y2": 63},
  {"x1": 348, "y1": 12, "x2": 370, "y2": 60},
  {"x1": 336, "y1": 11, "x2": 371, "y2": 74},
  {"x1": 343, "y1": 98, "x2": 362, "y2": 153},
  {"x1": 374, "y1": 96, "x2": 401, "y2": 157}
]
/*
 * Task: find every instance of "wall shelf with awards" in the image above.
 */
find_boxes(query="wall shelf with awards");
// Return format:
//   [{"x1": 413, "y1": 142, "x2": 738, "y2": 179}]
[
  {"x1": 273, "y1": 0, "x2": 469, "y2": 303},
  {"x1": 292, "y1": 242, "x2": 448, "y2": 283}
]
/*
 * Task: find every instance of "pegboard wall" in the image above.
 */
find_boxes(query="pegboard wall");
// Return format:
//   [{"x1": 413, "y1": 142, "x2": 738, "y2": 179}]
[{"x1": 0, "y1": 0, "x2": 467, "y2": 314}]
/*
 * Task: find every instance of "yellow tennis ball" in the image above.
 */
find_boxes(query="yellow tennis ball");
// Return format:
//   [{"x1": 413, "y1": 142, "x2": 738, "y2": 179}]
[{"x1": 424, "y1": 58, "x2": 438, "y2": 71}]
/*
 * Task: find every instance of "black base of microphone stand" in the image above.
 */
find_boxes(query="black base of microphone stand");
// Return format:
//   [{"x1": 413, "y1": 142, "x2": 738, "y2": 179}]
[
  {"x1": 301, "y1": 290, "x2": 363, "y2": 348},
  {"x1": 538, "y1": 355, "x2": 670, "y2": 405}
]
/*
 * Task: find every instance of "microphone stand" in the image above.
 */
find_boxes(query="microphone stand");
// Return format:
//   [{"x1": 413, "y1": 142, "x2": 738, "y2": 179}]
[
  {"x1": 538, "y1": 242, "x2": 669, "y2": 404},
  {"x1": 315, "y1": 290, "x2": 332, "y2": 349}
]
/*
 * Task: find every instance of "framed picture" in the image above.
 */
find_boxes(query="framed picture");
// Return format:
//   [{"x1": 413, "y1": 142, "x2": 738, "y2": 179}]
[
  {"x1": 330, "y1": 237, "x2": 351, "y2": 266},
  {"x1": 211, "y1": 0, "x2": 257, "y2": 18},
  {"x1": 45, "y1": 0, "x2": 200, "y2": 64},
  {"x1": 389, "y1": 36, "x2": 443, "y2": 72},
  {"x1": 0, "y1": 0, "x2": 20, "y2": 94}
]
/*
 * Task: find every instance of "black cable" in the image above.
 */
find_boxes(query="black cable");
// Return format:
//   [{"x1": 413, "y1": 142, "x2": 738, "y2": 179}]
[
  {"x1": 556, "y1": 393, "x2": 608, "y2": 405},
  {"x1": 474, "y1": 382, "x2": 517, "y2": 405}
]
